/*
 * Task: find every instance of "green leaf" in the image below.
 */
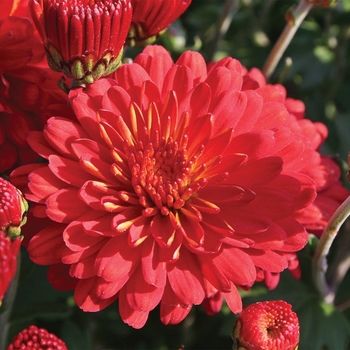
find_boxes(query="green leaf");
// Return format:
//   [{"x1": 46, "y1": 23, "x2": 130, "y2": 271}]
[{"x1": 297, "y1": 298, "x2": 350, "y2": 349}]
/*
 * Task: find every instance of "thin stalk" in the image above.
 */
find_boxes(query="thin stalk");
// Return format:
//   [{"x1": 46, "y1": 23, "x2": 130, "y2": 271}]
[
  {"x1": 0, "y1": 252, "x2": 21, "y2": 350},
  {"x1": 207, "y1": 0, "x2": 239, "y2": 62},
  {"x1": 312, "y1": 195, "x2": 350, "y2": 303},
  {"x1": 262, "y1": 0, "x2": 313, "y2": 80}
]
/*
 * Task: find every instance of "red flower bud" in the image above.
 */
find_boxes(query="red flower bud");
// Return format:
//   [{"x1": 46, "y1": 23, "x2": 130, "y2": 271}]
[
  {"x1": 29, "y1": 0, "x2": 132, "y2": 84},
  {"x1": 128, "y1": 0, "x2": 192, "y2": 44},
  {"x1": 0, "y1": 177, "x2": 28, "y2": 238},
  {"x1": 0, "y1": 178, "x2": 25, "y2": 304},
  {"x1": 232, "y1": 300, "x2": 300, "y2": 350},
  {"x1": 7, "y1": 325, "x2": 68, "y2": 350},
  {"x1": 0, "y1": 231, "x2": 21, "y2": 304}
]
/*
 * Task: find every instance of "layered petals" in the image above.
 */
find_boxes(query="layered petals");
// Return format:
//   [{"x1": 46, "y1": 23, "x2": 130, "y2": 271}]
[{"x1": 14, "y1": 46, "x2": 320, "y2": 328}]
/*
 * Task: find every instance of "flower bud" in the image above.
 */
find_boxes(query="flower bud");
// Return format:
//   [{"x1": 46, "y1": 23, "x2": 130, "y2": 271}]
[
  {"x1": 29, "y1": 0, "x2": 132, "y2": 84},
  {"x1": 0, "y1": 177, "x2": 28, "y2": 238},
  {"x1": 7, "y1": 325, "x2": 68, "y2": 350},
  {"x1": 231, "y1": 300, "x2": 300, "y2": 350},
  {"x1": 0, "y1": 231, "x2": 21, "y2": 304},
  {"x1": 128, "y1": 0, "x2": 192, "y2": 45}
]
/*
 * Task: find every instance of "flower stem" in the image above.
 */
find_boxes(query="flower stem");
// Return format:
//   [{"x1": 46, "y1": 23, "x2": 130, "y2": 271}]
[
  {"x1": 262, "y1": 0, "x2": 313, "y2": 80},
  {"x1": 207, "y1": 0, "x2": 239, "y2": 62},
  {"x1": 0, "y1": 252, "x2": 21, "y2": 350},
  {"x1": 312, "y1": 195, "x2": 350, "y2": 303}
]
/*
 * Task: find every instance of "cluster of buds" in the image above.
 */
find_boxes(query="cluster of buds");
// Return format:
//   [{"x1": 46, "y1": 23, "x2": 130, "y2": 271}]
[
  {"x1": 29, "y1": 0, "x2": 192, "y2": 84},
  {"x1": 7, "y1": 325, "x2": 67, "y2": 350}
]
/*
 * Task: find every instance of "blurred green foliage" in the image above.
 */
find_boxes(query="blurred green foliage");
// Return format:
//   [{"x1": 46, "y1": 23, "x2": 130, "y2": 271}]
[{"x1": 5, "y1": 1, "x2": 350, "y2": 349}]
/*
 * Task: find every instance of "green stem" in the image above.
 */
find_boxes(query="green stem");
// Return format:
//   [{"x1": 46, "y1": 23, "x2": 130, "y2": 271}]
[
  {"x1": 312, "y1": 195, "x2": 350, "y2": 303},
  {"x1": 0, "y1": 252, "x2": 21, "y2": 350},
  {"x1": 262, "y1": 0, "x2": 313, "y2": 80},
  {"x1": 207, "y1": 0, "x2": 239, "y2": 62}
]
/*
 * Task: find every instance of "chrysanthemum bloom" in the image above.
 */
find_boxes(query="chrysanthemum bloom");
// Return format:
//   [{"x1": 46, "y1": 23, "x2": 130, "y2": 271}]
[
  {"x1": 0, "y1": 177, "x2": 27, "y2": 303},
  {"x1": 0, "y1": 0, "x2": 70, "y2": 173},
  {"x1": 231, "y1": 300, "x2": 300, "y2": 350},
  {"x1": 128, "y1": 0, "x2": 192, "y2": 44},
  {"x1": 12, "y1": 45, "x2": 318, "y2": 328},
  {"x1": 29, "y1": 0, "x2": 132, "y2": 84},
  {"x1": 7, "y1": 325, "x2": 67, "y2": 350}
]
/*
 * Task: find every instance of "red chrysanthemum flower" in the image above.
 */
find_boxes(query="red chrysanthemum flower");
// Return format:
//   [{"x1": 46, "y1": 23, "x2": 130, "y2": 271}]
[
  {"x1": 12, "y1": 45, "x2": 318, "y2": 328},
  {"x1": 231, "y1": 300, "x2": 300, "y2": 350},
  {"x1": 0, "y1": 177, "x2": 27, "y2": 304},
  {"x1": 0, "y1": 0, "x2": 71, "y2": 174},
  {"x1": 128, "y1": 0, "x2": 192, "y2": 44},
  {"x1": 7, "y1": 325, "x2": 67, "y2": 350},
  {"x1": 29, "y1": 0, "x2": 132, "y2": 84}
]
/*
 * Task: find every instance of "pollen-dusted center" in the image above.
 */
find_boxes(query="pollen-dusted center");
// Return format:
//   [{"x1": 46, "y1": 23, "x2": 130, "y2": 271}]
[{"x1": 128, "y1": 137, "x2": 197, "y2": 216}]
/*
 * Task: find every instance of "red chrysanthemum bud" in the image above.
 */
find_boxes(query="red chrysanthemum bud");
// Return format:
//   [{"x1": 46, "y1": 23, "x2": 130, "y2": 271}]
[
  {"x1": 29, "y1": 0, "x2": 132, "y2": 84},
  {"x1": 7, "y1": 325, "x2": 68, "y2": 350},
  {"x1": 306, "y1": 0, "x2": 337, "y2": 7},
  {"x1": 231, "y1": 300, "x2": 300, "y2": 350},
  {"x1": 128, "y1": 0, "x2": 192, "y2": 44},
  {"x1": 0, "y1": 177, "x2": 28, "y2": 238},
  {"x1": 0, "y1": 231, "x2": 21, "y2": 304}
]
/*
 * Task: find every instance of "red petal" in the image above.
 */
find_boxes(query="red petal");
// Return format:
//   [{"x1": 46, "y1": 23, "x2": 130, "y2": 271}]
[
  {"x1": 167, "y1": 248, "x2": 205, "y2": 305},
  {"x1": 150, "y1": 215, "x2": 176, "y2": 248},
  {"x1": 141, "y1": 238, "x2": 166, "y2": 288},
  {"x1": 222, "y1": 282, "x2": 242, "y2": 314},
  {"x1": 211, "y1": 247, "x2": 256, "y2": 286},
  {"x1": 28, "y1": 224, "x2": 65, "y2": 265},
  {"x1": 119, "y1": 289, "x2": 149, "y2": 329},
  {"x1": 129, "y1": 215, "x2": 151, "y2": 246},
  {"x1": 226, "y1": 156, "x2": 283, "y2": 187},
  {"x1": 69, "y1": 253, "x2": 97, "y2": 279},
  {"x1": 160, "y1": 282, "x2": 192, "y2": 325},
  {"x1": 46, "y1": 188, "x2": 90, "y2": 223},
  {"x1": 70, "y1": 93, "x2": 103, "y2": 141},
  {"x1": 277, "y1": 218, "x2": 308, "y2": 252},
  {"x1": 47, "y1": 263, "x2": 78, "y2": 291},
  {"x1": 95, "y1": 235, "x2": 141, "y2": 282},
  {"x1": 44, "y1": 117, "x2": 89, "y2": 158},
  {"x1": 48, "y1": 155, "x2": 92, "y2": 187},
  {"x1": 134, "y1": 48, "x2": 173, "y2": 89},
  {"x1": 95, "y1": 274, "x2": 129, "y2": 299},
  {"x1": 27, "y1": 131, "x2": 56, "y2": 159},
  {"x1": 63, "y1": 218, "x2": 106, "y2": 252},
  {"x1": 233, "y1": 90, "x2": 263, "y2": 135},
  {"x1": 28, "y1": 166, "x2": 67, "y2": 203},
  {"x1": 176, "y1": 51, "x2": 207, "y2": 85},
  {"x1": 71, "y1": 138, "x2": 112, "y2": 164},
  {"x1": 162, "y1": 65, "x2": 193, "y2": 110},
  {"x1": 246, "y1": 248, "x2": 288, "y2": 272},
  {"x1": 75, "y1": 276, "x2": 118, "y2": 312},
  {"x1": 124, "y1": 265, "x2": 164, "y2": 311},
  {"x1": 197, "y1": 255, "x2": 231, "y2": 293},
  {"x1": 220, "y1": 207, "x2": 271, "y2": 235}
]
